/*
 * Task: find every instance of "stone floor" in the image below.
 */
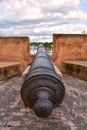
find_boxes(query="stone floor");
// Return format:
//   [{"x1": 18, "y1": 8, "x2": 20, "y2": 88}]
[{"x1": 0, "y1": 75, "x2": 87, "y2": 130}]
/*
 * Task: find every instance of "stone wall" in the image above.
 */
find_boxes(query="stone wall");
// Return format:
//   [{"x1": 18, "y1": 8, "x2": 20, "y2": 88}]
[
  {"x1": 0, "y1": 35, "x2": 87, "y2": 74},
  {"x1": 52, "y1": 34, "x2": 87, "y2": 71},
  {"x1": 0, "y1": 36, "x2": 32, "y2": 69}
]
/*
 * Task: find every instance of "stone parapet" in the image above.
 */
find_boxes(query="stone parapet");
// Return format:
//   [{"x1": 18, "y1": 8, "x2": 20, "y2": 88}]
[
  {"x1": 0, "y1": 36, "x2": 32, "y2": 69},
  {"x1": 52, "y1": 34, "x2": 87, "y2": 72},
  {"x1": 0, "y1": 61, "x2": 23, "y2": 80},
  {"x1": 62, "y1": 60, "x2": 87, "y2": 81}
]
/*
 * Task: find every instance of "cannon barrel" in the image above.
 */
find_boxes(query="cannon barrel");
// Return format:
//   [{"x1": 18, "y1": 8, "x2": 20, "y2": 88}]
[{"x1": 21, "y1": 45, "x2": 65, "y2": 118}]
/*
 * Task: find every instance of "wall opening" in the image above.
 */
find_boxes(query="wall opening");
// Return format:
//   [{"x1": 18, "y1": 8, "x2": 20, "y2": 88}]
[{"x1": 30, "y1": 42, "x2": 53, "y2": 56}]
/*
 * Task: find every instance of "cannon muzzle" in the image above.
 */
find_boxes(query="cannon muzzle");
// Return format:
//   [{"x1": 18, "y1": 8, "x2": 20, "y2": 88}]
[{"x1": 21, "y1": 44, "x2": 65, "y2": 118}]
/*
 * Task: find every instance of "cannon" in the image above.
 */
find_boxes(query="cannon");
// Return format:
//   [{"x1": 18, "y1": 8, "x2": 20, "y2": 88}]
[{"x1": 21, "y1": 44, "x2": 65, "y2": 118}]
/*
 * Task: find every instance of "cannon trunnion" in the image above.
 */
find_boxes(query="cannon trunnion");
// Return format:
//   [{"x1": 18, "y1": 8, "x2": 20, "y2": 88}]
[{"x1": 21, "y1": 45, "x2": 65, "y2": 118}]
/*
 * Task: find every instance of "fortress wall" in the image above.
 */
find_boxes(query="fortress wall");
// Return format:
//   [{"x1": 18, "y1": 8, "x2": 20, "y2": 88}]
[
  {"x1": 0, "y1": 37, "x2": 32, "y2": 69},
  {"x1": 52, "y1": 34, "x2": 87, "y2": 71},
  {"x1": 0, "y1": 35, "x2": 87, "y2": 74}
]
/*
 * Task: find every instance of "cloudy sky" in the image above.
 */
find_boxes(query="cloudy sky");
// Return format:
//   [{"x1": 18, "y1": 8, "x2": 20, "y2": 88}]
[{"x1": 0, "y1": 0, "x2": 87, "y2": 42}]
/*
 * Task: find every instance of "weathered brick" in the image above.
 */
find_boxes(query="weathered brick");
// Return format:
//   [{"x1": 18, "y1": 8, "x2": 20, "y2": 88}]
[
  {"x1": 0, "y1": 75, "x2": 87, "y2": 129},
  {"x1": 7, "y1": 121, "x2": 20, "y2": 127}
]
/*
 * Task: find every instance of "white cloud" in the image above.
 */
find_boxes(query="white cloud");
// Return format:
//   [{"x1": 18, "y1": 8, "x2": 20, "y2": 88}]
[
  {"x1": 49, "y1": 23, "x2": 87, "y2": 34},
  {"x1": 0, "y1": 0, "x2": 87, "y2": 41},
  {"x1": 35, "y1": 0, "x2": 80, "y2": 9},
  {"x1": 65, "y1": 11, "x2": 87, "y2": 21},
  {"x1": 0, "y1": 0, "x2": 81, "y2": 21}
]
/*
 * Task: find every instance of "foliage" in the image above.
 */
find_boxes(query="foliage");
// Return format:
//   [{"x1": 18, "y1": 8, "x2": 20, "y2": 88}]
[{"x1": 30, "y1": 42, "x2": 53, "y2": 49}]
